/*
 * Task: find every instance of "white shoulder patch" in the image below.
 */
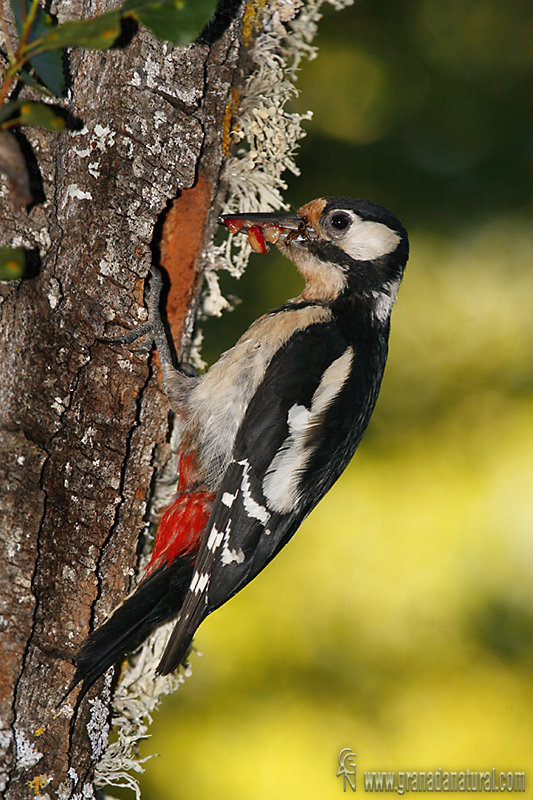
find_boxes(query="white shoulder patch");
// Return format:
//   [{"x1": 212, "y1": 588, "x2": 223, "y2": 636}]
[
  {"x1": 262, "y1": 347, "x2": 354, "y2": 514},
  {"x1": 287, "y1": 404, "x2": 309, "y2": 433}
]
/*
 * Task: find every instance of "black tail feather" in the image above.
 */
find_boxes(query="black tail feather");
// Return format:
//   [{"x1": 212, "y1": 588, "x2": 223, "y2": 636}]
[
  {"x1": 70, "y1": 557, "x2": 194, "y2": 704},
  {"x1": 156, "y1": 597, "x2": 208, "y2": 676}
]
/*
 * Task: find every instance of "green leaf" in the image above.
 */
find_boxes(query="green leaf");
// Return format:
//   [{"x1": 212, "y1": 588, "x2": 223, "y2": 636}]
[
  {"x1": 0, "y1": 247, "x2": 25, "y2": 280},
  {"x1": 10, "y1": 0, "x2": 65, "y2": 94},
  {"x1": 6, "y1": 0, "x2": 215, "y2": 101},
  {"x1": 0, "y1": 99, "x2": 64, "y2": 131},
  {"x1": 10, "y1": 0, "x2": 32, "y2": 38},
  {"x1": 0, "y1": 101, "x2": 22, "y2": 127},
  {"x1": 122, "y1": 0, "x2": 217, "y2": 46},
  {"x1": 18, "y1": 101, "x2": 65, "y2": 130},
  {"x1": 18, "y1": 68, "x2": 56, "y2": 97},
  {"x1": 38, "y1": 10, "x2": 122, "y2": 52},
  {"x1": 29, "y1": 49, "x2": 65, "y2": 95}
]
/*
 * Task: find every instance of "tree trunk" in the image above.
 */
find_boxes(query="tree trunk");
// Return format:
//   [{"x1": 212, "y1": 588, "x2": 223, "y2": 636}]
[{"x1": 0, "y1": 1, "x2": 257, "y2": 795}]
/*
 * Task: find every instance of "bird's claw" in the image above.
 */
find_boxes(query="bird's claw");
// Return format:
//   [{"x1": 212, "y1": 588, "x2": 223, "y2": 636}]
[
  {"x1": 101, "y1": 268, "x2": 165, "y2": 347},
  {"x1": 100, "y1": 269, "x2": 198, "y2": 407},
  {"x1": 100, "y1": 320, "x2": 155, "y2": 348}
]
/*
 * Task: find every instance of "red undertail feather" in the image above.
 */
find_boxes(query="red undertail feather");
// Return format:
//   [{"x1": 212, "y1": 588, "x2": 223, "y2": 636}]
[{"x1": 144, "y1": 454, "x2": 215, "y2": 577}]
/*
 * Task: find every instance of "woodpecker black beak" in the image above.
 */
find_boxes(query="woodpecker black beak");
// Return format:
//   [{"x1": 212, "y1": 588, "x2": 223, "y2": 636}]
[{"x1": 219, "y1": 211, "x2": 315, "y2": 253}]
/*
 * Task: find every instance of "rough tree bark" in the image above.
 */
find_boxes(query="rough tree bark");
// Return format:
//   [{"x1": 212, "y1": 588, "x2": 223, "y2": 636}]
[{"x1": 0, "y1": 0, "x2": 261, "y2": 795}]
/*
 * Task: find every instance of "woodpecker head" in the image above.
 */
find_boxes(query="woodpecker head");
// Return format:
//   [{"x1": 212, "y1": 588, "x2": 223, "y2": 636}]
[{"x1": 220, "y1": 196, "x2": 409, "y2": 319}]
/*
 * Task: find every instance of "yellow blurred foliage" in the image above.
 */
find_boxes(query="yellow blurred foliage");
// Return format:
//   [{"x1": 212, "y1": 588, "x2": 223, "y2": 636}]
[
  {"x1": 137, "y1": 217, "x2": 533, "y2": 797},
  {"x1": 129, "y1": 2, "x2": 533, "y2": 796}
]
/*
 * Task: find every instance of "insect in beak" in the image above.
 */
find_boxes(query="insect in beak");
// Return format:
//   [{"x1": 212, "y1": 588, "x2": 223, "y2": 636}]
[{"x1": 219, "y1": 212, "x2": 317, "y2": 253}]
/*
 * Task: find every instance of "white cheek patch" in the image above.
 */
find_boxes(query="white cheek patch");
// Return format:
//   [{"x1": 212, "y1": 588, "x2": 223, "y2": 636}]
[
  {"x1": 263, "y1": 347, "x2": 354, "y2": 514},
  {"x1": 342, "y1": 219, "x2": 400, "y2": 262}
]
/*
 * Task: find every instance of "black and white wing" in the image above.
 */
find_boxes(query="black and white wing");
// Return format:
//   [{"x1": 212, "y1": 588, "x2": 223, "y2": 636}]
[{"x1": 157, "y1": 318, "x2": 381, "y2": 674}]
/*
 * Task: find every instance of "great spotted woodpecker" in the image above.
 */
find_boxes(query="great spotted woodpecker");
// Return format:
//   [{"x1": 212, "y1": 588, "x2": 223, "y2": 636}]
[{"x1": 71, "y1": 196, "x2": 409, "y2": 700}]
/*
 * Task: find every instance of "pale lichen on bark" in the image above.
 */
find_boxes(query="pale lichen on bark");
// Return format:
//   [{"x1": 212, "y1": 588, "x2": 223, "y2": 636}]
[
  {"x1": 0, "y1": 0, "x2": 352, "y2": 797},
  {"x1": 96, "y1": 0, "x2": 354, "y2": 795}
]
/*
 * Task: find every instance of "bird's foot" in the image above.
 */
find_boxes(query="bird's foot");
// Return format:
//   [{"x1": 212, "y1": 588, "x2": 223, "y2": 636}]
[
  {"x1": 101, "y1": 268, "x2": 170, "y2": 355},
  {"x1": 102, "y1": 268, "x2": 197, "y2": 408}
]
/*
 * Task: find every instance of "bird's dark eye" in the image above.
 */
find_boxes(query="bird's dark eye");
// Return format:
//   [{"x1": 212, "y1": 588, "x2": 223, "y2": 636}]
[{"x1": 329, "y1": 212, "x2": 352, "y2": 231}]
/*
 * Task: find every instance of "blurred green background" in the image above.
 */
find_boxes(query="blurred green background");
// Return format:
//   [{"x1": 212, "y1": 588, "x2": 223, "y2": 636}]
[{"x1": 136, "y1": 1, "x2": 533, "y2": 797}]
